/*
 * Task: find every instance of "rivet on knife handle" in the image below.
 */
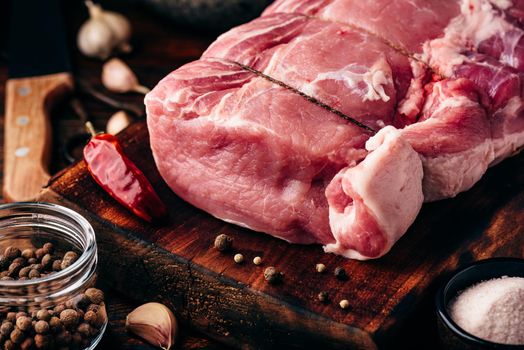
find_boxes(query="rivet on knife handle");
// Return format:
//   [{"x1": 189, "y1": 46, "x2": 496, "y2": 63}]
[{"x1": 3, "y1": 73, "x2": 73, "y2": 202}]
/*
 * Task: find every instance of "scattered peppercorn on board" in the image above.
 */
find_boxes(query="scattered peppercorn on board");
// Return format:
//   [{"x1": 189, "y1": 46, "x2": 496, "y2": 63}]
[{"x1": 36, "y1": 121, "x2": 524, "y2": 349}]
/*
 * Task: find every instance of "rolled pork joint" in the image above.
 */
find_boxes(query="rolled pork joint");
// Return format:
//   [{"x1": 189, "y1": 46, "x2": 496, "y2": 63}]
[
  {"x1": 146, "y1": 0, "x2": 524, "y2": 260},
  {"x1": 325, "y1": 126, "x2": 423, "y2": 260}
]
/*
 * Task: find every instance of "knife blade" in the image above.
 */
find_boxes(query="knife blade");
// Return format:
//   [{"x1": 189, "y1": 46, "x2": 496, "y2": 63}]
[{"x1": 4, "y1": 0, "x2": 73, "y2": 202}]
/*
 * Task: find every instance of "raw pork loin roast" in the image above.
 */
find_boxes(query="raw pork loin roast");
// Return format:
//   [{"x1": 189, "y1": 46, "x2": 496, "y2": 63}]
[{"x1": 146, "y1": 0, "x2": 524, "y2": 260}]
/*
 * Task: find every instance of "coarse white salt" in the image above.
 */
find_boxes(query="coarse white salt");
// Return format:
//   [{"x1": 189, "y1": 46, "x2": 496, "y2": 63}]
[{"x1": 448, "y1": 276, "x2": 524, "y2": 345}]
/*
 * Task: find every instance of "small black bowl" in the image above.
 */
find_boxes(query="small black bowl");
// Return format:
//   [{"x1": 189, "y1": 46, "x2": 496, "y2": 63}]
[{"x1": 436, "y1": 257, "x2": 524, "y2": 350}]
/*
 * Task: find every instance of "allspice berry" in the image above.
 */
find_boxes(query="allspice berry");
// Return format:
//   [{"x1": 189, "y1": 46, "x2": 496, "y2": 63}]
[
  {"x1": 41, "y1": 254, "x2": 53, "y2": 269},
  {"x1": 263, "y1": 267, "x2": 283, "y2": 285},
  {"x1": 36, "y1": 309, "x2": 51, "y2": 322},
  {"x1": 6, "y1": 312, "x2": 16, "y2": 323},
  {"x1": 77, "y1": 322, "x2": 92, "y2": 337},
  {"x1": 85, "y1": 288, "x2": 104, "y2": 304},
  {"x1": 1, "y1": 322, "x2": 13, "y2": 335},
  {"x1": 35, "y1": 248, "x2": 45, "y2": 260},
  {"x1": 10, "y1": 327, "x2": 25, "y2": 343},
  {"x1": 4, "y1": 246, "x2": 21, "y2": 260},
  {"x1": 84, "y1": 311, "x2": 98, "y2": 327},
  {"x1": 16, "y1": 316, "x2": 32, "y2": 331},
  {"x1": 28, "y1": 269, "x2": 41, "y2": 279},
  {"x1": 55, "y1": 330, "x2": 72, "y2": 345},
  {"x1": 34, "y1": 320, "x2": 50, "y2": 334},
  {"x1": 0, "y1": 255, "x2": 8, "y2": 270},
  {"x1": 53, "y1": 304, "x2": 66, "y2": 315},
  {"x1": 61, "y1": 251, "x2": 78, "y2": 270},
  {"x1": 42, "y1": 243, "x2": 54, "y2": 255},
  {"x1": 60, "y1": 309, "x2": 80, "y2": 329},
  {"x1": 18, "y1": 267, "x2": 30, "y2": 278},
  {"x1": 19, "y1": 337, "x2": 33, "y2": 350},
  {"x1": 49, "y1": 316, "x2": 62, "y2": 332},
  {"x1": 4, "y1": 340, "x2": 15, "y2": 350},
  {"x1": 52, "y1": 260, "x2": 62, "y2": 272},
  {"x1": 21, "y1": 249, "x2": 34, "y2": 260},
  {"x1": 7, "y1": 262, "x2": 22, "y2": 277},
  {"x1": 214, "y1": 234, "x2": 233, "y2": 252},
  {"x1": 34, "y1": 334, "x2": 50, "y2": 349}
]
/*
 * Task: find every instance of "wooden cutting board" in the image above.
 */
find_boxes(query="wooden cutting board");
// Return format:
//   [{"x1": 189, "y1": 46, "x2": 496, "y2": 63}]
[{"x1": 37, "y1": 121, "x2": 524, "y2": 349}]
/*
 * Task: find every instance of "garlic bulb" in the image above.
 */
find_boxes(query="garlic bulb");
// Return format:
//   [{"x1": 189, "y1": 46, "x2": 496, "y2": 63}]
[
  {"x1": 126, "y1": 302, "x2": 178, "y2": 350},
  {"x1": 77, "y1": 0, "x2": 132, "y2": 60},
  {"x1": 107, "y1": 110, "x2": 133, "y2": 135},
  {"x1": 102, "y1": 58, "x2": 150, "y2": 94}
]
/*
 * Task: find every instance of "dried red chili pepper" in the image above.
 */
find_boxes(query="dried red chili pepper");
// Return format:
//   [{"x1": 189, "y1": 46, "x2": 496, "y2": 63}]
[{"x1": 83, "y1": 130, "x2": 167, "y2": 223}]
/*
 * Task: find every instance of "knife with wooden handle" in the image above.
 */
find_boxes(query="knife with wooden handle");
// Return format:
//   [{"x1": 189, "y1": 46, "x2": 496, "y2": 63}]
[{"x1": 4, "y1": 0, "x2": 73, "y2": 202}]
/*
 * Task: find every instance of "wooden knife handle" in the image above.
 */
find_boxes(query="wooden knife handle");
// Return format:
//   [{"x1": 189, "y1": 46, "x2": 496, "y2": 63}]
[{"x1": 3, "y1": 72, "x2": 73, "y2": 202}]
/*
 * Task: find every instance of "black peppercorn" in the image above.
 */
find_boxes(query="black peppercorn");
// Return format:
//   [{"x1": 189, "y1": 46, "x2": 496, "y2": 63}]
[
  {"x1": 334, "y1": 266, "x2": 348, "y2": 280},
  {"x1": 263, "y1": 267, "x2": 283, "y2": 284},
  {"x1": 318, "y1": 291, "x2": 329, "y2": 303},
  {"x1": 214, "y1": 234, "x2": 233, "y2": 252}
]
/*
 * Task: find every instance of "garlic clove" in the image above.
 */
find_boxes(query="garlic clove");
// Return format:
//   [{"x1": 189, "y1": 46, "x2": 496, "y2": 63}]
[
  {"x1": 126, "y1": 302, "x2": 178, "y2": 350},
  {"x1": 77, "y1": 12, "x2": 114, "y2": 60},
  {"x1": 107, "y1": 110, "x2": 133, "y2": 135},
  {"x1": 101, "y1": 58, "x2": 150, "y2": 94},
  {"x1": 77, "y1": 1, "x2": 132, "y2": 60}
]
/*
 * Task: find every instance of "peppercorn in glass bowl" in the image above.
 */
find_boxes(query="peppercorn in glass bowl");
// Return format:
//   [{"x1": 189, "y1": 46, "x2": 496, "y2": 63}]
[{"x1": 0, "y1": 202, "x2": 108, "y2": 349}]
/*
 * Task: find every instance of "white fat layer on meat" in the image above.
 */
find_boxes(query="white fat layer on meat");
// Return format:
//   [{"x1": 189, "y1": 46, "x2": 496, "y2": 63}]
[
  {"x1": 301, "y1": 59, "x2": 392, "y2": 102},
  {"x1": 420, "y1": 139, "x2": 494, "y2": 201},
  {"x1": 491, "y1": 96, "x2": 524, "y2": 162},
  {"x1": 207, "y1": 16, "x2": 303, "y2": 57},
  {"x1": 421, "y1": 0, "x2": 513, "y2": 76},
  {"x1": 427, "y1": 94, "x2": 479, "y2": 117},
  {"x1": 324, "y1": 126, "x2": 424, "y2": 260},
  {"x1": 491, "y1": 129, "x2": 524, "y2": 165},
  {"x1": 489, "y1": 0, "x2": 512, "y2": 9}
]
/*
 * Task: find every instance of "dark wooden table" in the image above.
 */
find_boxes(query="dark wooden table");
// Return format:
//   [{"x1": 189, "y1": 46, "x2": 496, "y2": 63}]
[{"x1": 0, "y1": 0, "x2": 227, "y2": 348}]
